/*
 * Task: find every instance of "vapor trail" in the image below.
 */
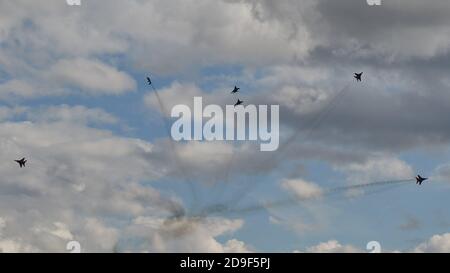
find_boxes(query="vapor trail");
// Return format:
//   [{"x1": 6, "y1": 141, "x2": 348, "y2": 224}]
[
  {"x1": 203, "y1": 178, "x2": 415, "y2": 216},
  {"x1": 212, "y1": 146, "x2": 236, "y2": 201},
  {"x1": 148, "y1": 80, "x2": 199, "y2": 210},
  {"x1": 278, "y1": 82, "x2": 352, "y2": 157},
  {"x1": 225, "y1": 82, "x2": 352, "y2": 208}
]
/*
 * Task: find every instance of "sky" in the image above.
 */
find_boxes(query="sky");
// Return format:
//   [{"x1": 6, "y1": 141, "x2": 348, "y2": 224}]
[{"x1": 0, "y1": 0, "x2": 450, "y2": 252}]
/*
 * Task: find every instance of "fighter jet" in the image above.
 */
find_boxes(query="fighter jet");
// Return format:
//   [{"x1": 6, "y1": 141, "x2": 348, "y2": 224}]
[
  {"x1": 231, "y1": 86, "x2": 240, "y2": 94},
  {"x1": 15, "y1": 158, "x2": 27, "y2": 168},
  {"x1": 354, "y1": 72, "x2": 363, "y2": 82},
  {"x1": 416, "y1": 175, "x2": 428, "y2": 185},
  {"x1": 234, "y1": 99, "x2": 243, "y2": 107},
  {"x1": 146, "y1": 77, "x2": 152, "y2": 85}
]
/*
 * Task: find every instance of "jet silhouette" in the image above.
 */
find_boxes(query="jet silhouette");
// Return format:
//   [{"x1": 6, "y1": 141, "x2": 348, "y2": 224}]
[
  {"x1": 354, "y1": 72, "x2": 363, "y2": 82},
  {"x1": 416, "y1": 175, "x2": 428, "y2": 185},
  {"x1": 15, "y1": 158, "x2": 27, "y2": 168},
  {"x1": 146, "y1": 77, "x2": 152, "y2": 85},
  {"x1": 231, "y1": 86, "x2": 240, "y2": 94},
  {"x1": 234, "y1": 99, "x2": 243, "y2": 107}
]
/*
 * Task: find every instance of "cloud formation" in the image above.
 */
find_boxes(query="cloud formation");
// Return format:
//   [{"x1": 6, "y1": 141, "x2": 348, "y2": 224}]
[{"x1": 0, "y1": 0, "x2": 449, "y2": 252}]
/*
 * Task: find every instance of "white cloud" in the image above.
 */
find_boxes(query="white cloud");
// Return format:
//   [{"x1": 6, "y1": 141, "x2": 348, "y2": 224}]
[
  {"x1": 0, "y1": 80, "x2": 35, "y2": 98},
  {"x1": 0, "y1": 119, "x2": 179, "y2": 252},
  {"x1": 0, "y1": 0, "x2": 314, "y2": 95},
  {"x1": 33, "y1": 222, "x2": 73, "y2": 241},
  {"x1": 144, "y1": 82, "x2": 204, "y2": 116},
  {"x1": 281, "y1": 179, "x2": 323, "y2": 200},
  {"x1": 0, "y1": 105, "x2": 117, "y2": 126},
  {"x1": 28, "y1": 105, "x2": 118, "y2": 125},
  {"x1": 299, "y1": 233, "x2": 450, "y2": 253},
  {"x1": 338, "y1": 155, "x2": 415, "y2": 184},
  {"x1": 223, "y1": 239, "x2": 252, "y2": 253},
  {"x1": 0, "y1": 108, "x2": 255, "y2": 252},
  {"x1": 0, "y1": 58, "x2": 136, "y2": 99},
  {"x1": 432, "y1": 163, "x2": 450, "y2": 184},
  {"x1": 414, "y1": 233, "x2": 450, "y2": 253},
  {"x1": 82, "y1": 218, "x2": 120, "y2": 252},
  {"x1": 46, "y1": 58, "x2": 136, "y2": 95},
  {"x1": 0, "y1": 239, "x2": 37, "y2": 253},
  {"x1": 120, "y1": 216, "x2": 250, "y2": 252},
  {"x1": 305, "y1": 240, "x2": 361, "y2": 253},
  {"x1": 0, "y1": 0, "x2": 448, "y2": 253}
]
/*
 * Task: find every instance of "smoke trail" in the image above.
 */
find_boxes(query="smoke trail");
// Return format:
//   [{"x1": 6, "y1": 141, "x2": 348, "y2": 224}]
[
  {"x1": 326, "y1": 178, "x2": 413, "y2": 194},
  {"x1": 148, "y1": 80, "x2": 199, "y2": 210},
  {"x1": 202, "y1": 178, "x2": 415, "y2": 216},
  {"x1": 224, "y1": 83, "x2": 352, "y2": 208},
  {"x1": 211, "y1": 145, "x2": 236, "y2": 202},
  {"x1": 278, "y1": 83, "x2": 352, "y2": 157},
  {"x1": 215, "y1": 81, "x2": 242, "y2": 199}
]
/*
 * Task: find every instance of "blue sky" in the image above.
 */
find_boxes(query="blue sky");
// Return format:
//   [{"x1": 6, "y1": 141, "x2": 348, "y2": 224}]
[{"x1": 0, "y1": 0, "x2": 449, "y2": 252}]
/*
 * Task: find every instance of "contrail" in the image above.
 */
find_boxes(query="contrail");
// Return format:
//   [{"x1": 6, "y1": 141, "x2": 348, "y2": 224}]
[
  {"x1": 224, "y1": 82, "x2": 352, "y2": 208},
  {"x1": 147, "y1": 78, "x2": 199, "y2": 210},
  {"x1": 202, "y1": 178, "x2": 415, "y2": 216}
]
